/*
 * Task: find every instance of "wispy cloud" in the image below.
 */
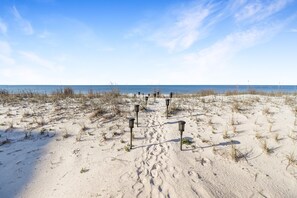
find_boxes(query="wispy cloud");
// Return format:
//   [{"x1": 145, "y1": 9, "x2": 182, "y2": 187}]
[
  {"x1": 150, "y1": 2, "x2": 213, "y2": 51},
  {"x1": 235, "y1": 0, "x2": 293, "y2": 22},
  {"x1": 172, "y1": 20, "x2": 287, "y2": 84},
  {"x1": 131, "y1": 1, "x2": 226, "y2": 51},
  {"x1": 11, "y1": 6, "x2": 34, "y2": 35},
  {"x1": 0, "y1": 41, "x2": 15, "y2": 65},
  {"x1": 0, "y1": 18, "x2": 7, "y2": 34},
  {"x1": 131, "y1": 0, "x2": 293, "y2": 53},
  {"x1": 183, "y1": 26, "x2": 277, "y2": 68},
  {"x1": 19, "y1": 51, "x2": 63, "y2": 71},
  {"x1": 290, "y1": 28, "x2": 297, "y2": 32}
]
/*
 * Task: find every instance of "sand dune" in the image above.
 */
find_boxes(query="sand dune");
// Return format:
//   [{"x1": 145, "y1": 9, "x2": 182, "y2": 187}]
[{"x1": 1, "y1": 93, "x2": 297, "y2": 197}]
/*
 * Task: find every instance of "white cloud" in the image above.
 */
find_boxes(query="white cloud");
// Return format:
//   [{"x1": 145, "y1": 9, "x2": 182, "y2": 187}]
[
  {"x1": 130, "y1": 0, "x2": 293, "y2": 53},
  {"x1": 235, "y1": 0, "x2": 293, "y2": 22},
  {"x1": 19, "y1": 51, "x2": 63, "y2": 71},
  {"x1": 183, "y1": 28, "x2": 268, "y2": 67},
  {"x1": 290, "y1": 28, "x2": 297, "y2": 32},
  {"x1": 11, "y1": 6, "x2": 34, "y2": 35},
  {"x1": 0, "y1": 41, "x2": 15, "y2": 65},
  {"x1": 0, "y1": 18, "x2": 7, "y2": 34},
  {"x1": 171, "y1": 23, "x2": 285, "y2": 84},
  {"x1": 151, "y1": 4, "x2": 211, "y2": 51},
  {"x1": 132, "y1": 1, "x2": 224, "y2": 51}
]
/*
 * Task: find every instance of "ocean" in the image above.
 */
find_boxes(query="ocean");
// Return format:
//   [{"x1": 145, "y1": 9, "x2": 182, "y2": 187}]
[{"x1": 0, "y1": 85, "x2": 297, "y2": 94}]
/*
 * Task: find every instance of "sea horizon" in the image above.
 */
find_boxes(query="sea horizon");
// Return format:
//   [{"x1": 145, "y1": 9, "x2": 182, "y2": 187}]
[{"x1": 1, "y1": 84, "x2": 297, "y2": 94}]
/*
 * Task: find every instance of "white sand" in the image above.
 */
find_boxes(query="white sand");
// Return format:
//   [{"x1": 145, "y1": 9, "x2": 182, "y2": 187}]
[{"x1": 1, "y1": 94, "x2": 297, "y2": 197}]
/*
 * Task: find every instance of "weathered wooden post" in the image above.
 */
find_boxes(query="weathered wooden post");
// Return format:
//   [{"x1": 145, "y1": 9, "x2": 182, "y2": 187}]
[
  {"x1": 170, "y1": 92, "x2": 173, "y2": 99},
  {"x1": 178, "y1": 121, "x2": 186, "y2": 151},
  {"x1": 153, "y1": 93, "x2": 157, "y2": 102},
  {"x1": 145, "y1": 96, "x2": 149, "y2": 106}
]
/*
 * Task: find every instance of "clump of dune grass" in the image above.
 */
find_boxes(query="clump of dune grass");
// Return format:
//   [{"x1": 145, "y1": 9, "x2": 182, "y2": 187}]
[
  {"x1": 274, "y1": 133, "x2": 282, "y2": 142},
  {"x1": 62, "y1": 129, "x2": 71, "y2": 139},
  {"x1": 285, "y1": 96, "x2": 295, "y2": 106},
  {"x1": 100, "y1": 132, "x2": 107, "y2": 142},
  {"x1": 225, "y1": 90, "x2": 239, "y2": 96},
  {"x1": 232, "y1": 126, "x2": 237, "y2": 134},
  {"x1": 212, "y1": 147, "x2": 219, "y2": 155},
  {"x1": 182, "y1": 138, "x2": 194, "y2": 145},
  {"x1": 223, "y1": 130, "x2": 230, "y2": 139},
  {"x1": 51, "y1": 87, "x2": 75, "y2": 101},
  {"x1": 262, "y1": 107, "x2": 271, "y2": 115},
  {"x1": 110, "y1": 104, "x2": 122, "y2": 117},
  {"x1": 76, "y1": 130, "x2": 85, "y2": 142},
  {"x1": 90, "y1": 106, "x2": 107, "y2": 119},
  {"x1": 230, "y1": 145, "x2": 240, "y2": 162},
  {"x1": 80, "y1": 167, "x2": 89, "y2": 173},
  {"x1": 100, "y1": 89, "x2": 122, "y2": 106},
  {"x1": 229, "y1": 145, "x2": 251, "y2": 162},
  {"x1": 196, "y1": 90, "x2": 216, "y2": 97},
  {"x1": 232, "y1": 102, "x2": 240, "y2": 113},
  {"x1": 79, "y1": 123, "x2": 88, "y2": 132},
  {"x1": 124, "y1": 145, "x2": 130, "y2": 152},
  {"x1": 260, "y1": 140, "x2": 274, "y2": 154},
  {"x1": 35, "y1": 117, "x2": 46, "y2": 127},
  {"x1": 285, "y1": 152, "x2": 297, "y2": 170},
  {"x1": 255, "y1": 131, "x2": 264, "y2": 139},
  {"x1": 168, "y1": 100, "x2": 183, "y2": 115}
]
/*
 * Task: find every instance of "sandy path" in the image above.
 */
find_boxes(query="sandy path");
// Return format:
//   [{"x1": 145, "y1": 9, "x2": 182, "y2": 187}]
[{"x1": 125, "y1": 101, "x2": 215, "y2": 197}]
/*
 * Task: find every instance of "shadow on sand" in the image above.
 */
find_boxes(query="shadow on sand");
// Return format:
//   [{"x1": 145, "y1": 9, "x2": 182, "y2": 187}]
[
  {"x1": 132, "y1": 137, "x2": 240, "y2": 152},
  {"x1": 182, "y1": 140, "x2": 241, "y2": 151},
  {"x1": 0, "y1": 129, "x2": 56, "y2": 198}
]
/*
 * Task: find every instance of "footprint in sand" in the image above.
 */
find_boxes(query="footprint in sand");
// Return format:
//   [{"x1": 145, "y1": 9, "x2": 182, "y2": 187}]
[
  {"x1": 132, "y1": 181, "x2": 144, "y2": 193},
  {"x1": 187, "y1": 170, "x2": 202, "y2": 183},
  {"x1": 150, "y1": 162, "x2": 162, "y2": 178}
]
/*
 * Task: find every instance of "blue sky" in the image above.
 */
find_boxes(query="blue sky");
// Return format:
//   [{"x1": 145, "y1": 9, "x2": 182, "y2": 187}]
[{"x1": 0, "y1": 0, "x2": 297, "y2": 85}]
